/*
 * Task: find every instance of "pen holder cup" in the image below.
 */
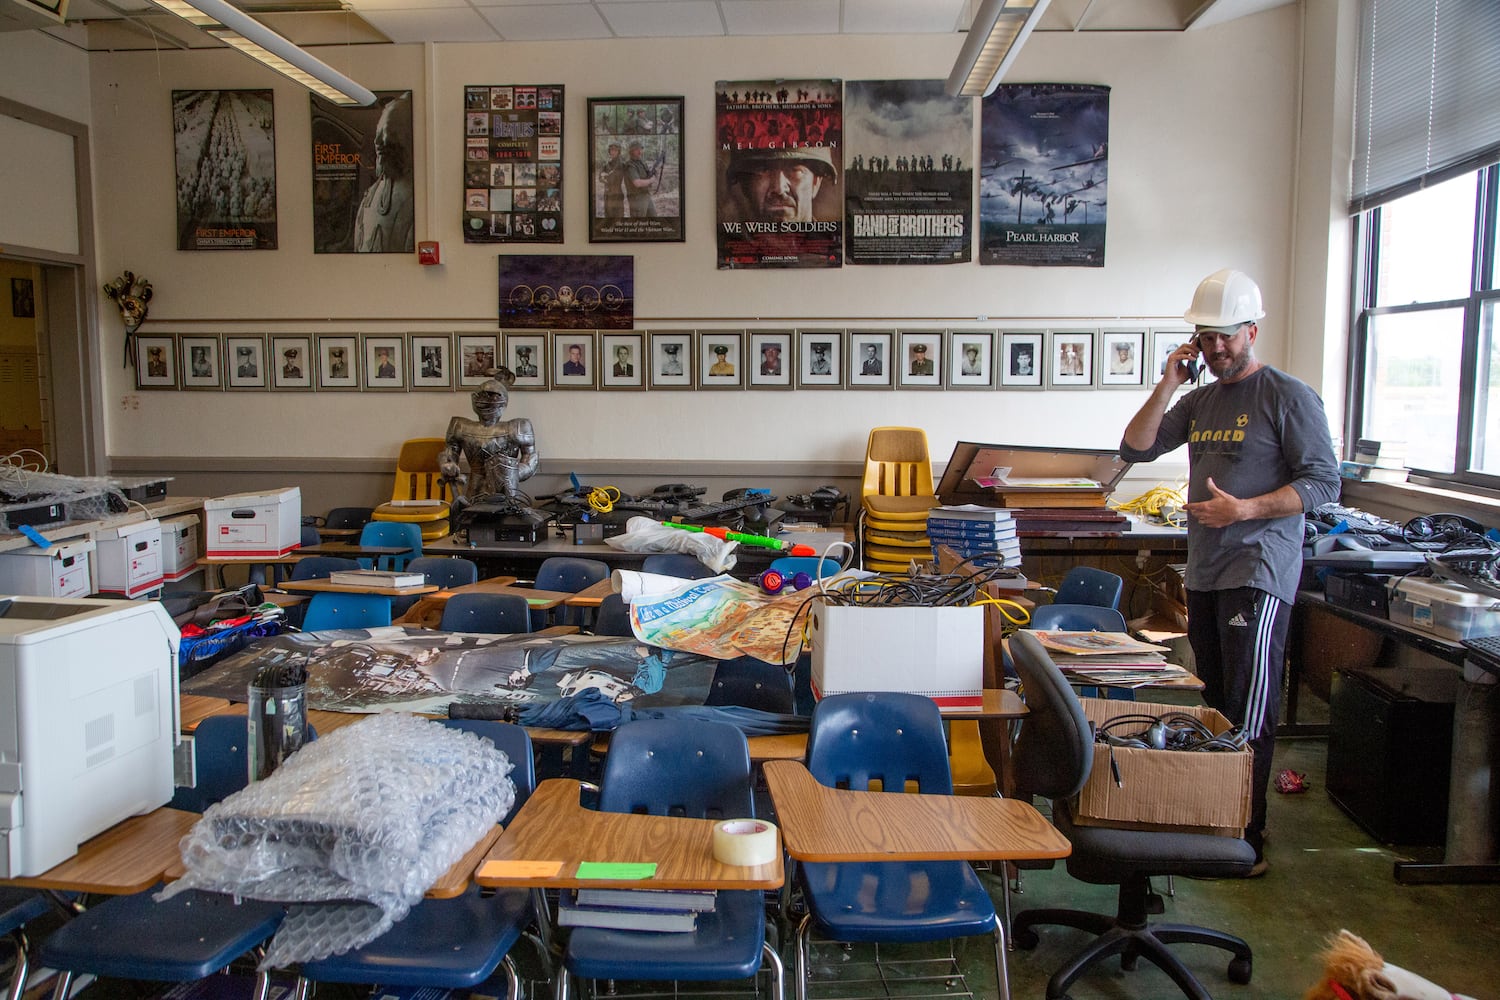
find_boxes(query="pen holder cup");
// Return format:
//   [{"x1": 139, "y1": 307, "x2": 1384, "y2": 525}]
[{"x1": 247, "y1": 681, "x2": 308, "y2": 783}]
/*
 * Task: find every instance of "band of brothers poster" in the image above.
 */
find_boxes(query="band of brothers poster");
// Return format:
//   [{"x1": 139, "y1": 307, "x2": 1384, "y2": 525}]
[
  {"x1": 172, "y1": 90, "x2": 278, "y2": 250},
  {"x1": 843, "y1": 80, "x2": 973, "y2": 265},
  {"x1": 311, "y1": 91, "x2": 415, "y2": 254},
  {"x1": 463, "y1": 85, "x2": 564, "y2": 244},
  {"x1": 980, "y1": 83, "x2": 1109, "y2": 267},
  {"x1": 715, "y1": 79, "x2": 843, "y2": 269}
]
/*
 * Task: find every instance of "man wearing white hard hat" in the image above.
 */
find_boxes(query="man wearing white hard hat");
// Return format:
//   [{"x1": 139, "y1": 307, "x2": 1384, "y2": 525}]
[{"x1": 1120, "y1": 268, "x2": 1340, "y2": 877}]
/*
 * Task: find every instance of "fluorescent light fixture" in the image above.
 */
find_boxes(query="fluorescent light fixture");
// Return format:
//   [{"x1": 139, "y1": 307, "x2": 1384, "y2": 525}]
[
  {"x1": 945, "y1": 0, "x2": 1052, "y2": 98},
  {"x1": 147, "y1": 0, "x2": 375, "y2": 106}
]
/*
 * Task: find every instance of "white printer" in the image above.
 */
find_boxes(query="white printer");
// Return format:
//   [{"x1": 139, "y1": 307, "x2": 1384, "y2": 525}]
[{"x1": 0, "y1": 595, "x2": 180, "y2": 877}]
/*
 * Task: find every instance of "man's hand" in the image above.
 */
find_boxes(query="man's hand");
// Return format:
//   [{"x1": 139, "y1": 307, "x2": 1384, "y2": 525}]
[{"x1": 1183, "y1": 476, "x2": 1245, "y2": 528}]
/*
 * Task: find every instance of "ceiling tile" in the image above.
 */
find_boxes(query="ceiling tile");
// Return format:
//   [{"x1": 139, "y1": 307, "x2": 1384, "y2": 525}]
[
  {"x1": 721, "y1": 0, "x2": 839, "y2": 36},
  {"x1": 355, "y1": 7, "x2": 500, "y2": 43},
  {"x1": 347, "y1": 0, "x2": 469, "y2": 11},
  {"x1": 476, "y1": 4, "x2": 612, "y2": 39},
  {"x1": 598, "y1": 1, "x2": 725, "y2": 38},
  {"x1": 842, "y1": 0, "x2": 969, "y2": 34}
]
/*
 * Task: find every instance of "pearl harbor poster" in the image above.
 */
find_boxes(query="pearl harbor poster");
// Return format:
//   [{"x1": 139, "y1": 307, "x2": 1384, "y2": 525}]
[
  {"x1": 173, "y1": 90, "x2": 277, "y2": 250},
  {"x1": 980, "y1": 84, "x2": 1109, "y2": 267},
  {"x1": 843, "y1": 80, "x2": 973, "y2": 265}
]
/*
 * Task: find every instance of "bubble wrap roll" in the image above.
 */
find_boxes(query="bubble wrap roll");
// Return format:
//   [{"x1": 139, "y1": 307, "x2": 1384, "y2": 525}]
[{"x1": 159, "y1": 713, "x2": 515, "y2": 968}]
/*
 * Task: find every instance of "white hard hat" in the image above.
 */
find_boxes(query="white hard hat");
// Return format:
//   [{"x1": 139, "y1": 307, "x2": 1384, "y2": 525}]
[{"x1": 1183, "y1": 269, "x2": 1266, "y2": 327}]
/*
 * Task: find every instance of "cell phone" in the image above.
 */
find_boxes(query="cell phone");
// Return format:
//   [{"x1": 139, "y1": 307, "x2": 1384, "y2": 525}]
[{"x1": 1183, "y1": 358, "x2": 1201, "y2": 382}]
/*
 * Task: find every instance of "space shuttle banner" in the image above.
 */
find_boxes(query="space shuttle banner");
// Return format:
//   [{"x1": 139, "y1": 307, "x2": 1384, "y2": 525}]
[
  {"x1": 980, "y1": 84, "x2": 1109, "y2": 267},
  {"x1": 843, "y1": 80, "x2": 973, "y2": 265},
  {"x1": 715, "y1": 79, "x2": 842, "y2": 269}
]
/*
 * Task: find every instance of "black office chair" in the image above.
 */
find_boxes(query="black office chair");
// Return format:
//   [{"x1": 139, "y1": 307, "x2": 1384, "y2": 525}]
[{"x1": 1007, "y1": 631, "x2": 1255, "y2": 1000}]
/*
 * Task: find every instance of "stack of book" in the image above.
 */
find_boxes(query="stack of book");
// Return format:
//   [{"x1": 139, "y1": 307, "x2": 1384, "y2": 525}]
[
  {"x1": 327, "y1": 568, "x2": 427, "y2": 588},
  {"x1": 1031, "y1": 630, "x2": 1191, "y2": 688},
  {"x1": 926, "y1": 505, "x2": 1021, "y2": 568},
  {"x1": 1339, "y1": 439, "x2": 1409, "y2": 484},
  {"x1": 556, "y1": 888, "x2": 718, "y2": 932},
  {"x1": 973, "y1": 475, "x2": 1111, "y2": 509},
  {"x1": 1011, "y1": 508, "x2": 1128, "y2": 535}
]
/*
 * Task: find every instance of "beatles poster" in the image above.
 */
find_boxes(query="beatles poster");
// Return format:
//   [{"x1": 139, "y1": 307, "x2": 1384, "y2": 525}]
[
  {"x1": 498, "y1": 254, "x2": 634, "y2": 330},
  {"x1": 588, "y1": 97, "x2": 684, "y2": 243},
  {"x1": 172, "y1": 90, "x2": 277, "y2": 250},
  {"x1": 979, "y1": 84, "x2": 1109, "y2": 267},
  {"x1": 715, "y1": 79, "x2": 842, "y2": 269},
  {"x1": 463, "y1": 85, "x2": 564, "y2": 244},
  {"x1": 311, "y1": 91, "x2": 414, "y2": 254},
  {"x1": 844, "y1": 80, "x2": 973, "y2": 265}
]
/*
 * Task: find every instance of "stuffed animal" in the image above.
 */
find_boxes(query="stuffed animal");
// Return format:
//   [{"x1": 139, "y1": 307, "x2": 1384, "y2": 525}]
[{"x1": 1305, "y1": 930, "x2": 1477, "y2": 1000}]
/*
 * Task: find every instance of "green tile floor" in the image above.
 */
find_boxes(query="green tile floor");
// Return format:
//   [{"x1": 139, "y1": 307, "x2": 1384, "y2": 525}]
[{"x1": 57, "y1": 731, "x2": 1500, "y2": 1000}]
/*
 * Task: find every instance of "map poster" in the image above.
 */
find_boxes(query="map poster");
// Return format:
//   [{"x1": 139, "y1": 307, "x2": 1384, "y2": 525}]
[
  {"x1": 498, "y1": 254, "x2": 634, "y2": 330},
  {"x1": 980, "y1": 83, "x2": 1109, "y2": 267},
  {"x1": 172, "y1": 90, "x2": 277, "y2": 250},
  {"x1": 463, "y1": 84, "x2": 564, "y2": 244},
  {"x1": 588, "y1": 97, "x2": 684, "y2": 243},
  {"x1": 310, "y1": 90, "x2": 414, "y2": 254},
  {"x1": 715, "y1": 78, "x2": 842, "y2": 269},
  {"x1": 843, "y1": 80, "x2": 973, "y2": 265}
]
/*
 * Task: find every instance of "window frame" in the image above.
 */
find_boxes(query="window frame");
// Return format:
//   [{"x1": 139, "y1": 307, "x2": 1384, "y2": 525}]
[{"x1": 1348, "y1": 161, "x2": 1500, "y2": 493}]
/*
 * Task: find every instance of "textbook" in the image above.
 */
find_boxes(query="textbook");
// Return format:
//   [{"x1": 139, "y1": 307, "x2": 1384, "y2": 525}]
[
  {"x1": 572, "y1": 888, "x2": 718, "y2": 911},
  {"x1": 327, "y1": 569, "x2": 426, "y2": 588}
]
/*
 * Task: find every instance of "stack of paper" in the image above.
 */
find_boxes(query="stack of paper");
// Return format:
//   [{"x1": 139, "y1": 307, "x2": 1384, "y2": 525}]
[
  {"x1": 926, "y1": 505, "x2": 1021, "y2": 568},
  {"x1": 557, "y1": 888, "x2": 718, "y2": 932},
  {"x1": 1031, "y1": 629, "x2": 1191, "y2": 688}
]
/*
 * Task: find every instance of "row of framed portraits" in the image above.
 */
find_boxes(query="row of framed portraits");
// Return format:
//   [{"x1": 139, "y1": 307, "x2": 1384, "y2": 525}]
[{"x1": 133, "y1": 327, "x2": 1195, "y2": 392}]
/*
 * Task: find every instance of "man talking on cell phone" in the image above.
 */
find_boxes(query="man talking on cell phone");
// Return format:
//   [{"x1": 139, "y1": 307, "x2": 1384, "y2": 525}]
[{"x1": 1119, "y1": 268, "x2": 1339, "y2": 878}]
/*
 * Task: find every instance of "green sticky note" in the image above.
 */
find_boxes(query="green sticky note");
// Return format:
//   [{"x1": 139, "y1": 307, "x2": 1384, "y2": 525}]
[{"x1": 575, "y1": 862, "x2": 657, "y2": 880}]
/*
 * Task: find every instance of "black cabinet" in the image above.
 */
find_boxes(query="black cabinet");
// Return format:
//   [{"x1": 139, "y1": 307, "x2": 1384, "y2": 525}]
[{"x1": 1327, "y1": 669, "x2": 1454, "y2": 846}]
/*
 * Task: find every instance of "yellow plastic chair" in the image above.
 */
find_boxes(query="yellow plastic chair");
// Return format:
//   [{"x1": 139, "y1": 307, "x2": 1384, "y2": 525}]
[
  {"x1": 860, "y1": 426, "x2": 939, "y2": 522},
  {"x1": 948, "y1": 720, "x2": 999, "y2": 797},
  {"x1": 371, "y1": 437, "x2": 452, "y2": 541}
]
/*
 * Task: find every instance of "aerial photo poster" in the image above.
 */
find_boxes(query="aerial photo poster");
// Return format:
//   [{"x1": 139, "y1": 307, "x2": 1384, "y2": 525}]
[
  {"x1": 980, "y1": 83, "x2": 1109, "y2": 267},
  {"x1": 715, "y1": 79, "x2": 842, "y2": 269},
  {"x1": 843, "y1": 80, "x2": 973, "y2": 265},
  {"x1": 311, "y1": 91, "x2": 414, "y2": 254},
  {"x1": 463, "y1": 84, "x2": 564, "y2": 244},
  {"x1": 172, "y1": 90, "x2": 277, "y2": 250}
]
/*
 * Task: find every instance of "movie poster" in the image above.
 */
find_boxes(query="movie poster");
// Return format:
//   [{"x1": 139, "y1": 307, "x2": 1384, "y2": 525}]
[
  {"x1": 843, "y1": 80, "x2": 972, "y2": 265},
  {"x1": 310, "y1": 91, "x2": 414, "y2": 254},
  {"x1": 172, "y1": 90, "x2": 277, "y2": 250},
  {"x1": 715, "y1": 79, "x2": 842, "y2": 269},
  {"x1": 589, "y1": 97, "x2": 683, "y2": 243},
  {"x1": 463, "y1": 85, "x2": 564, "y2": 244},
  {"x1": 498, "y1": 254, "x2": 634, "y2": 330},
  {"x1": 979, "y1": 84, "x2": 1109, "y2": 267}
]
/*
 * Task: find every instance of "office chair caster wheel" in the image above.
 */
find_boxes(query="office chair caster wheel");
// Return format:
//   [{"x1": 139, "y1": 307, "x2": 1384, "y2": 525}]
[
  {"x1": 1012, "y1": 927, "x2": 1039, "y2": 950},
  {"x1": 1228, "y1": 956, "x2": 1253, "y2": 983}
]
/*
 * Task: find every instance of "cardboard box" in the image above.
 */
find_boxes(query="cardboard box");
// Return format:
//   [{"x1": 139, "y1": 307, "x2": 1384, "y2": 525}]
[
  {"x1": 204, "y1": 488, "x2": 301, "y2": 557},
  {"x1": 808, "y1": 603, "x2": 983, "y2": 710},
  {"x1": 0, "y1": 538, "x2": 94, "y2": 598},
  {"x1": 160, "y1": 513, "x2": 201, "y2": 581},
  {"x1": 94, "y1": 518, "x2": 163, "y2": 598},
  {"x1": 1073, "y1": 697, "x2": 1253, "y2": 835}
]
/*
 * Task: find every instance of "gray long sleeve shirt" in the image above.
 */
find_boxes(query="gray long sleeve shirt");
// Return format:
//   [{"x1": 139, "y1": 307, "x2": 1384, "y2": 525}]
[{"x1": 1119, "y1": 366, "x2": 1340, "y2": 604}]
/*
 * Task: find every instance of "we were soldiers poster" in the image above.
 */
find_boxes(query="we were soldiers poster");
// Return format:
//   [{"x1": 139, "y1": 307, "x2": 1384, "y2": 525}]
[
  {"x1": 980, "y1": 83, "x2": 1109, "y2": 267},
  {"x1": 844, "y1": 80, "x2": 973, "y2": 265},
  {"x1": 715, "y1": 79, "x2": 842, "y2": 269}
]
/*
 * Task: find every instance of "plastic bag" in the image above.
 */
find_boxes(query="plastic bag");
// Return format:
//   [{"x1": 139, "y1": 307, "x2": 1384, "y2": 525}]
[{"x1": 603, "y1": 515, "x2": 737, "y2": 573}]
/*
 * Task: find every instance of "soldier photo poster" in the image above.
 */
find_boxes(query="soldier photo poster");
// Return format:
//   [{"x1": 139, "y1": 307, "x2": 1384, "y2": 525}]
[
  {"x1": 979, "y1": 83, "x2": 1109, "y2": 267},
  {"x1": 311, "y1": 90, "x2": 414, "y2": 254},
  {"x1": 844, "y1": 80, "x2": 973, "y2": 265},
  {"x1": 588, "y1": 97, "x2": 683, "y2": 243},
  {"x1": 172, "y1": 90, "x2": 278, "y2": 250},
  {"x1": 463, "y1": 85, "x2": 564, "y2": 244},
  {"x1": 715, "y1": 79, "x2": 842, "y2": 269},
  {"x1": 497, "y1": 254, "x2": 634, "y2": 330}
]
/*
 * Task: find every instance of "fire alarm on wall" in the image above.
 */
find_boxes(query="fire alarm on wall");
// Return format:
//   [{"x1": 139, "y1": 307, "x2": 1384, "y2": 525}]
[{"x1": 417, "y1": 241, "x2": 441, "y2": 265}]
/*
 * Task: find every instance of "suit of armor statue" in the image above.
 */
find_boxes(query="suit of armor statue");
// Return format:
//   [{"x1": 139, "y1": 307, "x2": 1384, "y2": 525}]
[{"x1": 438, "y1": 368, "x2": 538, "y2": 508}]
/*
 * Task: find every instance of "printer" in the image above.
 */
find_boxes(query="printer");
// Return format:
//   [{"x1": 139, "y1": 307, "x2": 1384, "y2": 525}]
[{"x1": 0, "y1": 595, "x2": 179, "y2": 877}]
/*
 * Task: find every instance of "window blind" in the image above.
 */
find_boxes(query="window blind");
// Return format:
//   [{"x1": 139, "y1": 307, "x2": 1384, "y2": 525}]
[{"x1": 1351, "y1": 0, "x2": 1500, "y2": 213}]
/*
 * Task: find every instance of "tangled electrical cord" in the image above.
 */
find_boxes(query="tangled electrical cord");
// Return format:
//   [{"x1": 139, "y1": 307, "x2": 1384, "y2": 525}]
[
  {"x1": 1111, "y1": 483, "x2": 1188, "y2": 528},
  {"x1": 1094, "y1": 712, "x2": 1248, "y2": 753},
  {"x1": 584, "y1": 485, "x2": 621, "y2": 515}
]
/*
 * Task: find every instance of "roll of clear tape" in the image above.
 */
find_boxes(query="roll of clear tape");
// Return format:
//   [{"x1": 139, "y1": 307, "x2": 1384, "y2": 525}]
[{"x1": 711, "y1": 818, "x2": 778, "y2": 866}]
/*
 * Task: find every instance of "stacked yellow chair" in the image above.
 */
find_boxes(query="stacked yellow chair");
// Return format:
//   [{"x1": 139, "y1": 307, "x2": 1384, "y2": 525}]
[
  {"x1": 370, "y1": 437, "x2": 453, "y2": 541},
  {"x1": 859, "y1": 426, "x2": 940, "y2": 572}
]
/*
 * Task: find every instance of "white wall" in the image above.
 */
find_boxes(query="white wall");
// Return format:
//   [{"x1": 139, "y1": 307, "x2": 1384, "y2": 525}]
[
  {"x1": 0, "y1": 31, "x2": 90, "y2": 256},
  {"x1": 86, "y1": 8, "x2": 1306, "y2": 477}
]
